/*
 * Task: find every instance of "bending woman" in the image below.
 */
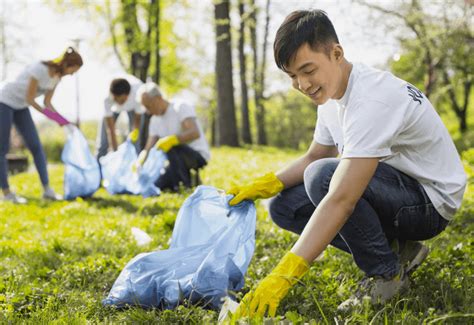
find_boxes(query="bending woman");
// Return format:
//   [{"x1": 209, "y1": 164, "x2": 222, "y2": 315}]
[{"x1": 0, "y1": 47, "x2": 83, "y2": 203}]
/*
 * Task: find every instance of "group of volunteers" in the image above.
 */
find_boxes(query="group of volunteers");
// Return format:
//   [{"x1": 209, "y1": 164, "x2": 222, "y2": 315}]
[
  {"x1": 0, "y1": 9, "x2": 466, "y2": 318},
  {"x1": 0, "y1": 48, "x2": 210, "y2": 204}
]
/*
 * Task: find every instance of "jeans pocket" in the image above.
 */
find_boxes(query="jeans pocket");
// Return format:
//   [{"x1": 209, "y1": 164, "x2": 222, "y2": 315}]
[{"x1": 395, "y1": 203, "x2": 444, "y2": 240}]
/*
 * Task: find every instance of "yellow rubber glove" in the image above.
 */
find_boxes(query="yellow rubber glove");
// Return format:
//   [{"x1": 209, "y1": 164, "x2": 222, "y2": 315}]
[
  {"x1": 156, "y1": 135, "x2": 179, "y2": 152},
  {"x1": 128, "y1": 128, "x2": 140, "y2": 143},
  {"x1": 232, "y1": 252, "x2": 309, "y2": 320},
  {"x1": 227, "y1": 172, "x2": 284, "y2": 206}
]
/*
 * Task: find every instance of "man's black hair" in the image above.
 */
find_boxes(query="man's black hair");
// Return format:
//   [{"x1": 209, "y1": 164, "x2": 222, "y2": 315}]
[
  {"x1": 110, "y1": 78, "x2": 131, "y2": 96},
  {"x1": 274, "y1": 10, "x2": 340, "y2": 71}
]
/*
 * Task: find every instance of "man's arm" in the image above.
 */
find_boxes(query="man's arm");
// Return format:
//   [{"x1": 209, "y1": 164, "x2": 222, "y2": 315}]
[
  {"x1": 135, "y1": 135, "x2": 159, "y2": 166},
  {"x1": 177, "y1": 117, "x2": 200, "y2": 143},
  {"x1": 133, "y1": 113, "x2": 142, "y2": 130},
  {"x1": 105, "y1": 117, "x2": 118, "y2": 151},
  {"x1": 291, "y1": 157, "x2": 379, "y2": 262},
  {"x1": 145, "y1": 135, "x2": 159, "y2": 151},
  {"x1": 276, "y1": 141, "x2": 339, "y2": 188}
]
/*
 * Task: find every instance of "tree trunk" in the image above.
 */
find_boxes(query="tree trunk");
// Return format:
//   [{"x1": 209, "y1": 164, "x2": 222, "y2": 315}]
[
  {"x1": 152, "y1": 0, "x2": 160, "y2": 83},
  {"x1": 214, "y1": 0, "x2": 239, "y2": 146},
  {"x1": 249, "y1": 0, "x2": 261, "y2": 144},
  {"x1": 443, "y1": 70, "x2": 468, "y2": 133},
  {"x1": 250, "y1": 0, "x2": 269, "y2": 145},
  {"x1": 256, "y1": 0, "x2": 270, "y2": 145},
  {"x1": 238, "y1": 0, "x2": 252, "y2": 144}
]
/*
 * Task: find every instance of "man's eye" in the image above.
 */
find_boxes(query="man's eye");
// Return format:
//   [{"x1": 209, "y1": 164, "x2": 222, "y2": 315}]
[{"x1": 304, "y1": 69, "x2": 315, "y2": 75}]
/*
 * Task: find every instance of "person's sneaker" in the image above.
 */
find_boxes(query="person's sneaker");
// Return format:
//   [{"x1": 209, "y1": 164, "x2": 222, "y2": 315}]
[
  {"x1": 3, "y1": 192, "x2": 27, "y2": 204},
  {"x1": 398, "y1": 240, "x2": 429, "y2": 275},
  {"x1": 43, "y1": 187, "x2": 63, "y2": 201},
  {"x1": 337, "y1": 266, "x2": 410, "y2": 312}
]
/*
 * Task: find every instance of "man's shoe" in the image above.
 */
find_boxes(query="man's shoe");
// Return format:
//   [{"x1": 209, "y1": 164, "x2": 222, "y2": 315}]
[
  {"x1": 3, "y1": 192, "x2": 27, "y2": 204},
  {"x1": 398, "y1": 240, "x2": 429, "y2": 274},
  {"x1": 43, "y1": 187, "x2": 63, "y2": 201},
  {"x1": 337, "y1": 266, "x2": 410, "y2": 312}
]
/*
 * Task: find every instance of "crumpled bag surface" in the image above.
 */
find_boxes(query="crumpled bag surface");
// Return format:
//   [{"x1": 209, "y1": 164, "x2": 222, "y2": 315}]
[
  {"x1": 62, "y1": 125, "x2": 101, "y2": 200},
  {"x1": 100, "y1": 140, "x2": 167, "y2": 197},
  {"x1": 103, "y1": 185, "x2": 256, "y2": 309}
]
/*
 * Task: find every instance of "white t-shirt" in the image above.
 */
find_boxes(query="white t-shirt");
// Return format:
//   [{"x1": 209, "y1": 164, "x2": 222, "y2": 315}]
[
  {"x1": 149, "y1": 99, "x2": 211, "y2": 162},
  {"x1": 314, "y1": 63, "x2": 466, "y2": 221},
  {"x1": 103, "y1": 75, "x2": 145, "y2": 117},
  {"x1": 0, "y1": 62, "x2": 60, "y2": 109}
]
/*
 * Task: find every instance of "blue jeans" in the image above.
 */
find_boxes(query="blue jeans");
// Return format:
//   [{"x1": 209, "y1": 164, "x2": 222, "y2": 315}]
[
  {"x1": 269, "y1": 158, "x2": 449, "y2": 278},
  {"x1": 95, "y1": 111, "x2": 145, "y2": 159},
  {"x1": 156, "y1": 144, "x2": 207, "y2": 191},
  {"x1": 0, "y1": 102, "x2": 49, "y2": 189}
]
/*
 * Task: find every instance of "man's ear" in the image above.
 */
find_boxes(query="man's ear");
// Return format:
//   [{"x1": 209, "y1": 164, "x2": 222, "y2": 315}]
[{"x1": 333, "y1": 44, "x2": 344, "y2": 62}]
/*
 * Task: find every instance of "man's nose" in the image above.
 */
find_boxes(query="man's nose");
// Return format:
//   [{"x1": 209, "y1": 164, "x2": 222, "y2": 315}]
[{"x1": 298, "y1": 77, "x2": 312, "y2": 92}]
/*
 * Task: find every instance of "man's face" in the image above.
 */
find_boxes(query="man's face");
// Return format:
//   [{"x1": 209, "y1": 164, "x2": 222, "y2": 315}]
[
  {"x1": 284, "y1": 43, "x2": 344, "y2": 105},
  {"x1": 141, "y1": 93, "x2": 164, "y2": 115},
  {"x1": 113, "y1": 94, "x2": 129, "y2": 105}
]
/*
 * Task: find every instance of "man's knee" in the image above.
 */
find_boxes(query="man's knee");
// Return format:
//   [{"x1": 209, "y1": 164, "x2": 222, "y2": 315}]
[
  {"x1": 304, "y1": 158, "x2": 339, "y2": 203},
  {"x1": 268, "y1": 195, "x2": 289, "y2": 229}
]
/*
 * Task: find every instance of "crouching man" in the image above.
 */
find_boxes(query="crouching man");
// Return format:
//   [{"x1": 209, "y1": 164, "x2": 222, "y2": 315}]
[
  {"x1": 135, "y1": 83, "x2": 210, "y2": 191},
  {"x1": 229, "y1": 9, "x2": 466, "y2": 319}
]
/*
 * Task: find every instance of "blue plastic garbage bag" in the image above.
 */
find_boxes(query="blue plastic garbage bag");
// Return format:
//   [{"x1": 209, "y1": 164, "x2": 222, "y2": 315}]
[
  {"x1": 126, "y1": 148, "x2": 167, "y2": 197},
  {"x1": 62, "y1": 125, "x2": 101, "y2": 200},
  {"x1": 100, "y1": 140, "x2": 167, "y2": 197},
  {"x1": 103, "y1": 186, "x2": 256, "y2": 309}
]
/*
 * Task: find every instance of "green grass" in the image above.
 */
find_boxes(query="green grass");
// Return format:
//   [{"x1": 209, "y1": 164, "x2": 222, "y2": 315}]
[{"x1": 1, "y1": 146, "x2": 473, "y2": 324}]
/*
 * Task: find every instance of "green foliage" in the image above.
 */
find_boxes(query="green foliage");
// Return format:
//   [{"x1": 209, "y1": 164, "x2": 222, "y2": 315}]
[
  {"x1": 264, "y1": 90, "x2": 317, "y2": 150},
  {"x1": 1, "y1": 145, "x2": 473, "y2": 323},
  {"x1": 388, "y1": 1, "x2": 473, "y2": 133}
]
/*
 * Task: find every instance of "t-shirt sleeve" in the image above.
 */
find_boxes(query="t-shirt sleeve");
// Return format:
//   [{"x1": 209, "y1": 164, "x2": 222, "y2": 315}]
[
  {"x1": 103, "y1": 97, "x2": 113, "y2": 118},
  {"x1": 313, "y1": 114, "x2": 334, "y2": 146},
  {"x1": 341, "y1": 99, "x2": 403, "y2": 158},
  {"x1": 133, "y1": 102, "x2": 146, "y2": 114},
  {"x1": 148, "y1": 116, "x2": 161, "y2": 137},
  {"x1": 176, "y1": 102, "x2": 196, "y2": 122},
  {"x1": 28, "y1": 63, "x2": 48, "y2": 84}
]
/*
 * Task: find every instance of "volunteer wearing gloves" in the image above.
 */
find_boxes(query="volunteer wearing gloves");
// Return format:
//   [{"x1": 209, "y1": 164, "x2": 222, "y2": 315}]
[
  {"x1": 0, "y1": 47, "x2": 83, "y2": 203},
  {"x1": 96, "y1": 75, "x2": 145, "y2": 159},
  {"x1": 134, "y1": 82, "x2": 210, "y2": 191},
  {"x1": 229, "y1": 10, "x2": 465, "y2": 320}
]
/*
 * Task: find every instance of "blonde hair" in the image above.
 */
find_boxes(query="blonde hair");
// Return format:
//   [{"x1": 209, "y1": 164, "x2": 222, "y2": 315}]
[{"x1": 43, "y1": 47, "x2": 83, "y2": 75}]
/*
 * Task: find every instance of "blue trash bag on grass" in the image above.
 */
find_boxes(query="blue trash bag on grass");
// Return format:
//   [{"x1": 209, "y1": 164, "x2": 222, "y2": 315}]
[
  {"x1": 103, "y1": 185, "x2": 256, "y2": 309},
  {"x1": 100, "y1": 140, "x2": 167, "y2": 197},
  {"x1": 62, "y1": 125, "x2": 101, "y2": 200}
]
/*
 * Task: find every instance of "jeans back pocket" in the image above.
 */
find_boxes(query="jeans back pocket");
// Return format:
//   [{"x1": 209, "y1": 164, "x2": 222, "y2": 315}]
[{"x1": 395, "y1": 204, "x2": 448, "y2": 240}]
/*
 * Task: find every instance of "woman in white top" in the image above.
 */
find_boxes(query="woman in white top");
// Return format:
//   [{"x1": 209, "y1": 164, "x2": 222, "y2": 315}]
[{"x1": 0, "y1": 47, "x2": 83, "y2": 203}]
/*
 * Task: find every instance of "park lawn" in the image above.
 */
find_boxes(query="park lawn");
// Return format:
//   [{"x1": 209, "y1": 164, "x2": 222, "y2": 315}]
[{"x1": 0, "y1": 146, "x2": 473, "y2": 324}]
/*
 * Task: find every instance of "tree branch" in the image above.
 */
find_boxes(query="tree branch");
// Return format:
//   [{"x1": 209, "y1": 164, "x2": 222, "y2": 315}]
[{"x1": 106, "y1": 0, "x2": 127, "y2": 70}]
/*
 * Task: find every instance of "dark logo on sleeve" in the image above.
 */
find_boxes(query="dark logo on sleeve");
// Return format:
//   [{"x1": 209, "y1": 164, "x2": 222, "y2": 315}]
[{"x1": 406, "y1": 84, "x2": 424, "y2": 105}]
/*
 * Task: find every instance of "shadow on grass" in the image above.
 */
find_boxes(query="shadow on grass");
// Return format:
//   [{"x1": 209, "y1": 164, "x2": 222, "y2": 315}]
[
  {"x1": 138, "y1": 204, "x2": 167, "y2": 216},
  {"x1": 84, "y1": 196, "x2": 140, "y2": 214}
]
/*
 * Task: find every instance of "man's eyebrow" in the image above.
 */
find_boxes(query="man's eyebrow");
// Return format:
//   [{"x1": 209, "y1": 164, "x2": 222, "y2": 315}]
[
  {"x1": 286, "y1": 62, "x2": 316, "y2": 75},
  {"x1": 297, "y1": 62, "x2": 315, "y2": 72}
]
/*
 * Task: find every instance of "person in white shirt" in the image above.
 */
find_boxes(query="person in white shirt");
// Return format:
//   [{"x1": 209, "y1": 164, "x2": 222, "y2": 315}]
[
  {"x1": 0, "y1": 47, "x2": 83, "y2": 204},
  {"x1": 95, "y1": 75, "x2": 145, "y2": 159},
  {"x1": 229, "y1": 10, "x2": 467, "y2": 319},
  {"x1": 134, "y1": 82, "x2": 210, "y2": 191}
]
